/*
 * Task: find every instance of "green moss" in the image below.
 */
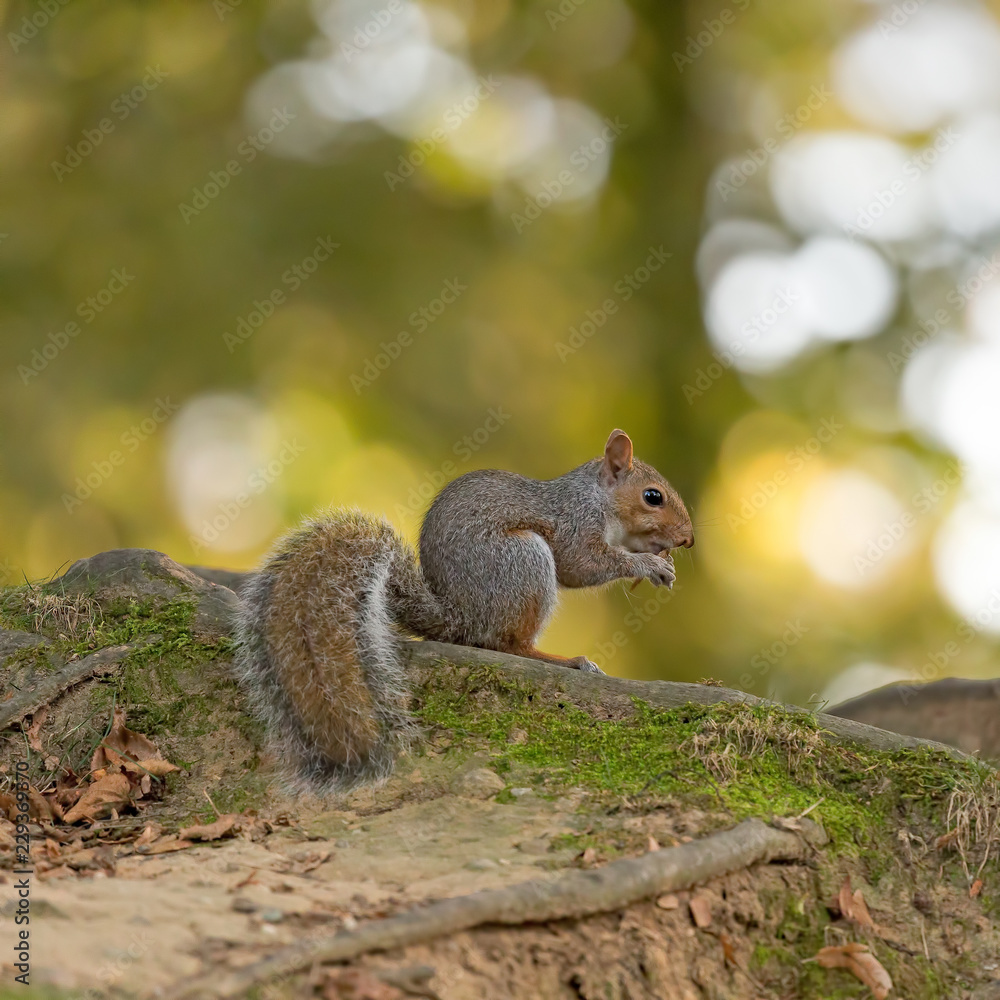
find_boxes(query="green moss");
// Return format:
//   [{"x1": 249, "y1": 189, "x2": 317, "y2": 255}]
[{"x1": 416, "y1": 663, "x2": 998, "y2": 861}]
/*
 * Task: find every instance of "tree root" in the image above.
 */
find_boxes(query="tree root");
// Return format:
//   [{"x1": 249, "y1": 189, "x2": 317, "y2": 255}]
[
  {"x1": 164, "y1": 817, "x2": 824, "y2": 1000},
  {"x1": 0, "y1": 639, "x2": 155, "y2": 731},
  {"x1": 405, "y1": 640, "x2": 969, "y2": 760}
]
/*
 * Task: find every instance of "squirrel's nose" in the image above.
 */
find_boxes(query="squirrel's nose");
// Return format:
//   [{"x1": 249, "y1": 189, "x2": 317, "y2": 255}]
[{"x1": 679, "y1": 532, "x2": 694, "y2": 549}]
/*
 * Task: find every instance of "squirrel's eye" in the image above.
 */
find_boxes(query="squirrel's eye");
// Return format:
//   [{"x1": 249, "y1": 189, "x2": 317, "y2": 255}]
[{"x1": 643, "y1": 488, "x2": 663, "y2": 507}]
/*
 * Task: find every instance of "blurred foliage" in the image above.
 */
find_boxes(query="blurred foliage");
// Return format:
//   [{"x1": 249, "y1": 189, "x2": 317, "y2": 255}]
[{"x1": 0, "y1": 0, "x2": 995, "y2": 702}]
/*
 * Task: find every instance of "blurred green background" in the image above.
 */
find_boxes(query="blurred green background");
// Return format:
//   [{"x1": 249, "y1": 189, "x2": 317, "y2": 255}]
[{"x1": 2, "y1": 0, "x2": 999, "y2": 707}]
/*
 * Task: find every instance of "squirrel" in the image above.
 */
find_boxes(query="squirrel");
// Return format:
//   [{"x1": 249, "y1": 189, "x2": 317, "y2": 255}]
[{"x1": 234, "y1": 428, "x2": 693, "y2": 793}]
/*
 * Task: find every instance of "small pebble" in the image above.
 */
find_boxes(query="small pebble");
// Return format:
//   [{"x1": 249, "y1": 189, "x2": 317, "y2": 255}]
[
  {"x1": 510, "y1": 787, "x2": 533, "y2": 798},
  {"x1": 260, "y1": 908, "x2": 285, "y2": 923},
  {"x1": 334, "y1": 839, "x2": 351, "y2": 848},
  {"x1": 232, "y1": 897, "x2": 257, "y2": 913}
]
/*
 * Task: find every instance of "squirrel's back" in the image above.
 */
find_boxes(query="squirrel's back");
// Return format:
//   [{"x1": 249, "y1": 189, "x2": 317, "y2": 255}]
[{"x1": 235, "y1": 509, "x2": 425, "y2": 792}]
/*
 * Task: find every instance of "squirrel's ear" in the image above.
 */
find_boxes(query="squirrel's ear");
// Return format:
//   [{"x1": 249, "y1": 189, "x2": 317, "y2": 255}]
[{"x1": 601, "y1": 429, "x2": 633, "y2": 483}]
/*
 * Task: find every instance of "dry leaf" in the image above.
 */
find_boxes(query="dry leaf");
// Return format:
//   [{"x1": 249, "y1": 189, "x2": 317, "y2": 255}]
[
  {"x1": 813, "y1": 943, "x2": 893, "y2": 999},
  {"x1": 579, "y1": 847, "x2": 597, "y2": 866},
  {"x1": 139, "y1": 835, "x2": 195, "y2": 855},
  {"x1": 321, "y1": 968, "x2": 404, "y2": 1000},
  {"x1": 646, "y1": 835, "x2": 661, "y2": 852},
  {"x1": 936, "y1": 828, "x2": 958, "y2": 850},
  {"x1": 103, "y1": 707, "x2": 160, "y2": 761},
  {"x1": 689, "y1": 895, "x2": 713, "y2": 928},
  {"x1": 24, "y1": 708, "x2": 47, "y2": 753},
  {"x1": 134, "y1": 825, "x2": 160, "y2": 848},
  {"x1": 970, "y1": 879, "x2": 983, "y2": 898},
  {"x1": 132, "y1": 759, "x2": 179, "y2": 778},
  {"x1": 836, "y1": 876, "x2": 877, "y2": 931},
  {"x1": 178, "y1": 814, "x2": 238, "y2": 842},
  {"x1": 656, "y1": 893, "x2": 679, "y2": 910},
  {"x1": 63, "y1": 773, "x2": 131, "y2": 824}
]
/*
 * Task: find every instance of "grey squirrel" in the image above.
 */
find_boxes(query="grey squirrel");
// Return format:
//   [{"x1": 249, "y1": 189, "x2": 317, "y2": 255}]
[{"x1": 235, "y1": 429, "x2": 693, "y2": 792}]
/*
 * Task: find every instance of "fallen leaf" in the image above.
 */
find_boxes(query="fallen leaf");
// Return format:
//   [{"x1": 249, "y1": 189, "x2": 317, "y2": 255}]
[
  {"x1": 970, "y1": 879, "x2": 984, "y2": 898},
  {"x1": 646, "y1": 835, "x2": 660, "y2": 852},
  {"x1": 24, "y1": 708, "x2": 47, "y2": 753},
  {"x1": 321, "y1": 968, "x2": 404, "y2": 1000},
  {"x1": 178, "y1": 814, "x2": 238, "y2": 842},
  {"x1": 812, "y1": 943, "x2": 892, "y2": 1000},
  {"x1": 579, "y1": 847, "x2": 597, "y2": 866},
  {"x1": 63, "y1": 773, "x2": 131, "y2": 824},
  {"x1": 656, "y1": 893, "x2": 679, "y2": 910},
  {"x1": 689, "y1": 895, "x2": 712, "y2": 928},
  {"x1": 936, "y1": 828, "x2": 959, "y2": 850},
  {"x1": 103, "y1": 707, "x2": 160, "y2": 761},
  {"x1": 134, "y1": 825, "x2": 159, "y2": 848},
  {"x1": 836, "y1": 876, "x2": 877, "y2": 932},
  {"x1": 132, "y1": 759, "x2": 179, "y2": 778},
  {"x1": 138, "y1": 835, "x2": 195, "y2": 855}
]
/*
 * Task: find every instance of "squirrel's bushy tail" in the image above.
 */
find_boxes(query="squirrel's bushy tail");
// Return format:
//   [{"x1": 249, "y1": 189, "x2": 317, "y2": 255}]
[{"x1": 234, "y1": 509, "x2": 443, "y2": 793}]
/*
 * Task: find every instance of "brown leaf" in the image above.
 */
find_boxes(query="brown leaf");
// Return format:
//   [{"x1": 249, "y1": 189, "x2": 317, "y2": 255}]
[
  {"x1": 321, "y1": 968, "x2": 404, "y2": 1000},
  {"x1": 133, "y1": 758, "x2": 179, "y2": 777},
  {"x1": 813, "y1": 943, "x2": 893, "y2": 999},
  {"x1": 646, "y1": 835, "x2": 661, "y2": 852},
  {"x1": 138, "y1": 835, "x2": 195, "y2": 855},
  {"x1": 970, "y1": 879, "x2": 984, "y2": 898},
  {"x1": 836, "y1": 876, "x2": 877, "y2": 932},
  {"x1": 103, "y1": 707, "x2": 161, "y2": 761},
  {"x1": 178, "y1": 814, "x2": 238, "y2": 842},
  {"x1": 656, "y1": 893, "x2": 679, "y2": 910},
  {"x1": 62, "y1": 773, "x2": 131, "y2": 824},
  {"x1": 689, "y1": 894, "x2": 713, "y2": 928},
  {"x1": 134, "y1": 824, "x2": 160, "y2": 848},
  {"x1": 24, "y1": 708, "x2": 47, "y2": 753},
  {"x1": 936, "y1": 828, "x2": 959, "y2": 850}
]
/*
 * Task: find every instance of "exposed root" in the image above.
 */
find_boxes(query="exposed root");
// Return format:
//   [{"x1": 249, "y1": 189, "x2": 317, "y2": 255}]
[
  {"x1": 163, "y1": 816, "x2": 825, "y2": 1000},
  {"x1": 0, "y1": 640, "x2": 155, "y2": 730}
]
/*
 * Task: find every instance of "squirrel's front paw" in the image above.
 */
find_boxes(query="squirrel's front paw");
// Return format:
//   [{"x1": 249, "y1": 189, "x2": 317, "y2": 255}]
[{"x1": 635, "y1": 552, "x2": 676, "y2": 588}]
